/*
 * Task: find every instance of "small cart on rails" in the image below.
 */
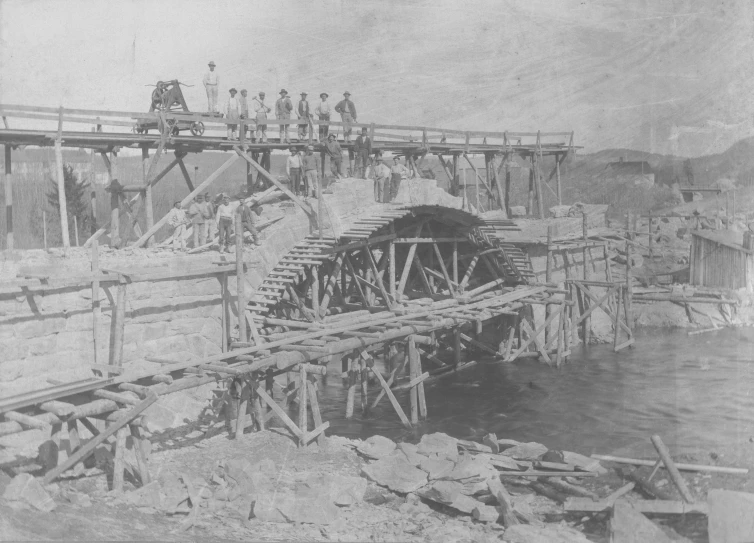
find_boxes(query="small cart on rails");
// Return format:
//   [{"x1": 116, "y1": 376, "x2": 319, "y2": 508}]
[{"x1": 133, "y1": 79, "x2": 221, "y2": 137}]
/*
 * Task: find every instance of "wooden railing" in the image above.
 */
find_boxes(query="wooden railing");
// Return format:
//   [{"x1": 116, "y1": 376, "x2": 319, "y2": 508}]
[{"x1": 0, "y1": 103, "x2": 574, "y2": 150}]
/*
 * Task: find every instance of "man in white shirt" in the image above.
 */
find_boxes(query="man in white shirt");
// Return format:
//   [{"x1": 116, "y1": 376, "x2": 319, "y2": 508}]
[
  {"x1": 297, "y1": 92, "x2": 311, "y2": 141},
  {"x1": 314, "y1": 93, "x2": 331, "y2": 142},
  {"x1": 239, "y1": 89, "x2": 249, "y2": 140},
  {"x1": 225, "y1": 88, "x2": 240, "y2": 140},
  {"x1": 286, "y1": 148, "x2": 303, "y2": 196},
  {"x1": 275, "y1": 89, "x2": 293, "y2": 144},
  {"x1": 373, "y1": 159, "x2": 392, "y2": 203},
  {"x1": 166, "y1": 201, "x2": 189, "y2": 251},
  {"x1": 203, "y1": 61, "x2": 219, "y2": 113},
  {"x1": 252, "y1": 92, "x2": 271, "y2": 143},
  {"x1": 390, "y1": 156, "x2": 409, "y2": 202},
  {"x1": 215, "y1": 194, "x2": 235, "y2": 253}
]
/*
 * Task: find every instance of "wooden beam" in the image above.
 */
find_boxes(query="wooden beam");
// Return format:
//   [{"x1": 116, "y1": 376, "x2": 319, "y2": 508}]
[
  {"x1": 55, "y1": 107, "x2": 70, "y2": 248},
  {"x1": 133, "y1": 153, "x2": 241, "y2": 247},
  {"x1": 233, "y1": 146, "x2": 313, "y2": 216}
]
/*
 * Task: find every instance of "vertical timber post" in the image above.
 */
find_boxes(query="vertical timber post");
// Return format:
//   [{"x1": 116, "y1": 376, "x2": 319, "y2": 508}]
[
  {"x1": 91, "y1": 240, "x2": 101, "y2": 367},
  {"x1": 625, "y1": 213, "x2": 632, "y2": 318},
  {"x1": 528, "y1": 155, "x2": 535, "y2": 216},
  {"x1": 556, "y1": 154, "x2": 562, "y2": 205},
  {"x1": 141, "y1": 146, "x2": 154, "y2": 247},
  {"x1": 221, "y1": 272, "x2": 229, "y2": 352},
  {"x1": 389, "y1": 240, "x2": 396, "y2": 300},
  {"x1": 55, "y1": 107, "x2": 71, "y2": 248},
  {"x1": 407, "y1": 336, "x2": 419, "y2": 425},
  {"x1": 582, "y1": 212, "x2": 589, "y2": 281},
  {"x1": 545, "y1": 226, "x2": 553, "y2": 343},
  {"x1": 4, "y1": 145, "x2": 12, "y2": 251},
  {"x1": 110, "y1": 276, "x2": 127, "y2": 368},
  {"x1": 235, "y1": 210, "x2": 247, "y2": 344}
]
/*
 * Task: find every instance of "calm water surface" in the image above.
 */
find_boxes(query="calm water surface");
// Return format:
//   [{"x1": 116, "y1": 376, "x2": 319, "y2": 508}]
[{"x1": 318, "y1": 327, "x2": 754, "y2": 457}]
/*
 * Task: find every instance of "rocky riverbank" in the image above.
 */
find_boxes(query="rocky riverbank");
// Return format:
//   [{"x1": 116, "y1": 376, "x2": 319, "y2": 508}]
[{"x1": 4, "y1": 424, "x2": 750, "y2": 542}]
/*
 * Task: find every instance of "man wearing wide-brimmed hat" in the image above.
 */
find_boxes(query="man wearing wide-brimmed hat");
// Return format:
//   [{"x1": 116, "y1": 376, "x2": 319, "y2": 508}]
[
  {"x1": 203, "y1": 61, "x2": 219, "y2": 113},
  {"x1": 275, "y1": 89, "x2": 293, "y2": 144},
  {"x1": 297, "y1": 92, "x2": 311, "y2": 141},
  {"x1": 225, "y1": 88, "x2": 240, "y2": 140},
  {"x1": 335, "y1": 91, "x2": 357, "y2": 142},
  {"x1": 315, "y1": 92, "x2": 331, "y2": 142},
  {"x1": 252, "y1": 91, "x2": 270, "y2": 142}
]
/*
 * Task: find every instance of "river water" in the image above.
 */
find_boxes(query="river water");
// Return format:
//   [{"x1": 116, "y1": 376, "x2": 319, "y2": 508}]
[{"x1": 319, "y1": 327, "x2": 754, "y2": 458}]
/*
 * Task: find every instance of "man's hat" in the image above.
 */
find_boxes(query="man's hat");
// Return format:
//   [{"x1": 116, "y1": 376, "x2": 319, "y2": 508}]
[
  {"x1": 300, "y1": 92, "x2": 308, "y2": 96},
  {"x1": 290, "y1": 147, "x2": 298, "y2": 153},
  {"x1": 280, "y1": 89, "x2": 288, "y2": 95},
  {"x1": 208, "y1": 61, "x2": 216, "y2": 67},
  {"x1": 229, "y1": 88, "x2": 237, "y2": 93},
  {"x1": 328, "y1": 134, "x2": 336, "y2": 139},
  {"x1": 343, "y1": 91, "x2": 351, "y2": 96},
  {"x1": 307, "y1": 145, "x2": 314, "y2": 150},
  {"x1": 320, "y1": 92, "x2": 329, "y2": 99},
  {"x1": 240, "y1": 88, "x2": 247, "y2": 93}
]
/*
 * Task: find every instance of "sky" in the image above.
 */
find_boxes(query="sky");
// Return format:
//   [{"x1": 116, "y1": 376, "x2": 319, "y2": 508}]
[{"x1": 1, "y1": 0, "x2": 753, "y2": 156}]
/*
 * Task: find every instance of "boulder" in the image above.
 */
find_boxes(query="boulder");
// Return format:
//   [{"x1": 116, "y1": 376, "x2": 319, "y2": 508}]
[
  {"x1": 504, "y1": 522, "x2": 591, "y2": 543},
  {"x1": 124, "y1": 481, "x2": 161, "y2": 508},
  {"x1": 417, "y1": 433, "x2": 458, "y2": 461},
  {"x1": 708, "y1": 489, "x2": 754, "y2": 543},
  {"x1": 37, "y1": 440, "x2": 59, "y2": 471},
  {"x1": 419, "y1": 456, "x2": 455, "y2": 480},
  {"x1": 561, "y1": 451, "x2": 606, "y2": 474},
  {"x1": 510, "y1": 206, "x2": 527, "y2": 217},
  {"x1": 307, "y1": 473, "x2": 367, "y2": 507},
  {"x1": 2, "y1": 473, "x2": 56, "y2": 512},
  {"x1": 611, "y1": 501, "x2": 674, "y2": 543},
  {"x1": 549, "y1": 205, "x2": 571, "y2": 218},
  {"x1": 441, "y1": 455, "x2": 497, "y2": 484},
  {"x1": 417, "y1": 480, "x2": 480, "y2": 514},
  {"x1": 395, "y1": 442, "x2": 424, "y2": 466},
  {"x1": 356, "y1": 435, "x2": 397, "y2": 460},
  {"x1": 541, "y1": 450, "x2": 565, "y2": 464},
  {"x1": 362, "y1": 455, "x2": 428, "y2": 494},
  {"x1": 254, "y1": 488, "x2": 340, "y2": 525},
  {"x1": 500, "y1": 442, "x2": 548, "y2": 460}
]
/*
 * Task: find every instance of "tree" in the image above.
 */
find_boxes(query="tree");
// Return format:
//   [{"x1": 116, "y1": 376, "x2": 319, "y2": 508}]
[{"x1": 48, "y1": 164, "x2": 91, "y2": 243}]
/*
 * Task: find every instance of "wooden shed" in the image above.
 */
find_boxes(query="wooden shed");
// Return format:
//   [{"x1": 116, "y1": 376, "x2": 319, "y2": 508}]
[{"x1": 690, "y1": 230, "x2": 754, "y2": 291}]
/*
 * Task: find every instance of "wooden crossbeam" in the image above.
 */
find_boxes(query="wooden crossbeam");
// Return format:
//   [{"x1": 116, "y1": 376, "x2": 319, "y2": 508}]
[{"x1": 507, "y1": 304, "x2": 564, "y2": 362}]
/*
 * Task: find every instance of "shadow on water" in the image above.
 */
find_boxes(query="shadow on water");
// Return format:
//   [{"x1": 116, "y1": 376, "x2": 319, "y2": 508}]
[{"x1": 319, "y1": 327, "x2": 754, "y2": 456}]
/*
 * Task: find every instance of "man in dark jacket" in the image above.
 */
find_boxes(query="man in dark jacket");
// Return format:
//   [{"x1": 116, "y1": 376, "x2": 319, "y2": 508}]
[
  {"x1": 334, "y1": 91, "x2": 357, "y2": 142},
  {"x1": 353, "y1": 127, "x2": 372, "y2": 178},
  {"x1": 297, "y1": 92, "x2": 311, "y2": 141}
]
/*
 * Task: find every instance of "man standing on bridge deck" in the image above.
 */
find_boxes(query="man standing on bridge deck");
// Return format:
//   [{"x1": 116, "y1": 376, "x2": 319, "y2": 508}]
[
  {"x1": 335, "y1": 91, "x2": 357, "y2": 142},
  {"x1": 302, "y1": 145, "x2": 320, "y2": 198},
  {"x1": 253, "y1": 91, "x2": 270, "y2": 143},
  {"x1": 390, "y1": 156, "x2": 409, "y2": 202},
  {"x1": 225, "y1": 88, "x2": 240, "y2": 140},
  {"x1": 325, "y1": 134, "x2": 344, "y2": 181},
  {"x1": 297, "y1": 92, "x2": 311, "y2": 141},
  {"x1": 276, "y1": 89, "x2": 293, "y2": 144},
  {"x1": 203, "y1": 61, "x2": 219, "y2": 113},
  {"x1": 315, "y1": 92, "x2": 331, "y2": 142},
  {"x1": 373, "y1": 158, "x2": 391, "y2": 203},
  {"x1": 239, "y1": 89, "x2": 250, "y2": 140},
  {"x1": 353, "y1": 127, "x2": 372, "y2": 178}
]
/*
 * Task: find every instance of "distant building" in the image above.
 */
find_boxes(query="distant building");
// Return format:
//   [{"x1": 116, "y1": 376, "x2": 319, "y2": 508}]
[
  {"x1": 690, "y1": 230, "x2": 754, "y2": 292},
  {"x1": 604, "y1": 157, "x2": 655, "y2": 186}
]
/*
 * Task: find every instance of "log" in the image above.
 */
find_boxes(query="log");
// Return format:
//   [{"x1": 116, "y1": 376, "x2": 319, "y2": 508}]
[
  {"x1": 650, "y1": 434, "x2": 695, "y2": 503},
  {"x1": 539, "y1": 477, "x2": 599, "y2": 500},
  {"x1": 618, "y1": 467, "x2": 673, "y2": 500},
  {"x1": 563, "y1": 498, "x2": 708, "y2": 515},
  {"x1": 500, "y1": 471, "x2": 598, "y2": 478},
  {"x1": 603, "y1": 482, "x2": 634, "y2": 505},
  {"x1": 42, "y1": 392, "x2": 158, "y2": 484},
  {"x1": 530, "y1": 481, "x2": 567, "y2": 504},
  {"x1": 590, "y1": 454, "x2": 748, "y2": 475},
  {"x1": 487, "y1": 478, "x2": 519, "y2": 527},
  {"x1": 370, "y1": 366, "x2": 411, "y2": 428}
]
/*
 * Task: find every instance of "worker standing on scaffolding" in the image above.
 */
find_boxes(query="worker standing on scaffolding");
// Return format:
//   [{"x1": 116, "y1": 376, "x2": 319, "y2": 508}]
[
  {"x1": 373, "y1": 158, "x2": 391, "y2": 203},
  {"x1": 297, "y1": 92, "x2": 311, "y2": 141},
  {"x1": 315, "y1": 93, "x2": 331, "y2": 142},
  {"x1": 335, "y1": 91, "x2": 356, "y2": 142},
  {"x1": 276, "y1": 89, "x2": 293, "y2": 144},
  {"x1": 215, "y1": 194, "x2": 234, "y2": 253},
  {"x1": 167, "y1": 201, "x2": 189, "y2": 251},
  {"x1": 354, "y1": 127, "x2": 372, "y2": 178},
  {"x1": 187, "y1": 195, "x2": 207, "y2": 248},
  {"x1": 325, "y1": 134, "x2": 344, "y2": 181},
  {"x1": 239, "y1": 89, "x2": 250, "y2": 140},
  {"x1": 390, "y1": 156, "x2": 409, "y2": 201},
  {"x1": 203, "y1": 61, "x2": 219, "y2": 113},
  {"x1": 225, "y1": 88, "x2": 240, "y2": 140},
  {"x1": 253, "y1": 92, "x2": 270, "y2": 143},
  {"x1": 303, "y1": 145, "x2": 320, "y2": 198}
]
